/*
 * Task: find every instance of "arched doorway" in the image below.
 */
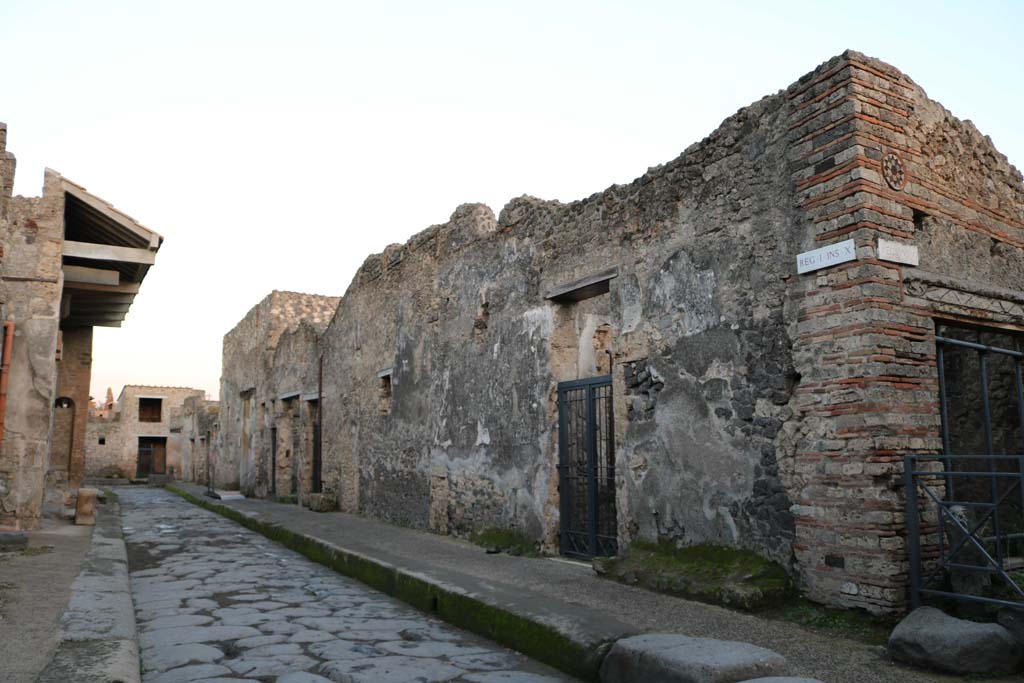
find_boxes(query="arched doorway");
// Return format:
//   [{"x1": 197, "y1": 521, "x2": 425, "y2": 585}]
[{"x1": 51, "y1": 397, "x2": 75, "y2": 474}]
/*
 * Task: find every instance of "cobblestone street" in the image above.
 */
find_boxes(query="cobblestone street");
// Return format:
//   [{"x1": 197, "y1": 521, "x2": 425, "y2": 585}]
[{"x1": 121, "y1": 488, "x2": 572, "y2": 683}]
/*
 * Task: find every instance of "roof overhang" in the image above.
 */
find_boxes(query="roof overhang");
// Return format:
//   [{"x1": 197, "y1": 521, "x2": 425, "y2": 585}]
[{"x1": 53, "y1": 172, "x2": 163, "y2": 328}]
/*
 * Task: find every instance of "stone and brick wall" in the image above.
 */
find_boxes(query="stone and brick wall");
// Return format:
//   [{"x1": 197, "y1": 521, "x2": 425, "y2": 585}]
[
  {"x1": 44, "y1": 326, "x2": 94, "y2": 512},
  {"x1": 784, "y1": 52, "x2": 1023, "y2": 611}
]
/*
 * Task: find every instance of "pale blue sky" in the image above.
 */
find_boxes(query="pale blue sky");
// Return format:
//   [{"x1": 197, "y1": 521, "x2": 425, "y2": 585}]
[{"x1": 1, "y1": 1, "x2": 1021, "y2": 399}]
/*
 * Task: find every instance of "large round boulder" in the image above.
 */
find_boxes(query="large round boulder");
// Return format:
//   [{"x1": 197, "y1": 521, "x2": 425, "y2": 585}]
[{"x1": 888, "y1": 606, "x2": 1021, "y2": 675}]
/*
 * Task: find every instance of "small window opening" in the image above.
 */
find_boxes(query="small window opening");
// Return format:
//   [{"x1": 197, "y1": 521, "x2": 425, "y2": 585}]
[
  {"x1": 474, "y1": 301, "x2": 490, "y2": 336},
  {"x1": 98, "y1": 437, "x2": 105, "y2": 445},
  {"x1": 138, "y1": 397, "x2": 162, "y2": 423},
  {"x1": 378, "y1": 372, "x2": 393, "y2": 415},
  {"x1": 912, "y1": 209, "x2": 929, "y2": 231}
]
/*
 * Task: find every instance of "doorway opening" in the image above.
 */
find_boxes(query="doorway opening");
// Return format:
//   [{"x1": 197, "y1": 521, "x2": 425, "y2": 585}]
[
  {"x1": 137, "y1": 436, "x2": 167, "y2": 478},
  {"x1": 557, "y1": 375, "x2": 617, "y2": 558}
]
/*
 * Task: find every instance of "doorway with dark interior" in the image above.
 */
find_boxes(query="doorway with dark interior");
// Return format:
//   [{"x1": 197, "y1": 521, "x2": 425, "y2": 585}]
[{"x1": 136, "y1": 436, "x2": 167, "y2": 479}]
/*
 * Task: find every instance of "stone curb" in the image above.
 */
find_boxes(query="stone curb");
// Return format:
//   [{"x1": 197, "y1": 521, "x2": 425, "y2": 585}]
[
  {"x1": 36, "y1": 498, "x2": 141, "y2": 683},
  {"x1": 167, "y1": 483, "x2": 634, "y2": 681}
]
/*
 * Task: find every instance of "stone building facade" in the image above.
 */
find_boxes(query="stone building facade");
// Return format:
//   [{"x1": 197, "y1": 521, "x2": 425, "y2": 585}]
[
  {"x1": 216, "y1": 52, "x2": 1024, "y2": 613},
  {"x1": 85, "y1": 385, "x2": 205, "y2": 480},
  {"x1": 0, "y1": 123, "x2": 162, "y2": 527},
  {"x1": 179, "y1": 395, "x2": 220, "y2": 487},
  {"x1": 218, "y1": 291, "x2": 339, "y2": 495}
]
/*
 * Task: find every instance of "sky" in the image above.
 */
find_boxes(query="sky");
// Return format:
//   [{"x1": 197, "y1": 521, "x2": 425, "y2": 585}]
[{"x1": 1, "y1": 0, "x2": 1022, "y2": 401}]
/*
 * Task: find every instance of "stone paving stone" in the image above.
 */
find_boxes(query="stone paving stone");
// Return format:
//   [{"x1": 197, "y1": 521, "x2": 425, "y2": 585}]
[
  {"x1": 463, "y1": 674, "x2": 569, "y2": 683},
  {"x1": 142, "y1": 643, "x2": 224, "y2": 671},
  {"x1": 276, "y1": 673, "x2": 335, "y2": 683},
  {"x1": 122, "y1": 488, "x2": 575, "y2": 682},
  {"x1": 146, "y1": 663, "x2": 231, "y2": 683},
  {"x1": 145, "y1": 614, "x2": 215, "y2": 630},
  {"x1": 319, "y1": 654, "x2": 465, "y2": 682}
]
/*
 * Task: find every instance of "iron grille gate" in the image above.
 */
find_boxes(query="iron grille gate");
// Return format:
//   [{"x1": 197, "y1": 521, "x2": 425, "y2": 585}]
[
  {"x1": 558, "y1": 375, "x2": 618, "y2": 558},
  {"x1": 905, "y1": 326, "x2": 1024, "y2": 609}
]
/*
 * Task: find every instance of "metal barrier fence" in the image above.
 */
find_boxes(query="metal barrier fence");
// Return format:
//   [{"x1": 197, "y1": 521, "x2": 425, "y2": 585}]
[{"x1": 905, "y1": 453, "x2": 1024, "y2": 609}]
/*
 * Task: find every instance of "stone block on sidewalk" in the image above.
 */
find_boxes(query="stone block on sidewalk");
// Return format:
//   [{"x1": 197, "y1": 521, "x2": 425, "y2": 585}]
[
  {"x1": 308, "y1": 493, "x2": 337, "y2": 513},
  {"x1": 599, "y1": 633, "x2": 786, "y2": 683},
  {"x1": 75, "y1": 488, "x2": 99, "y2": 526},
  {"x1": 0, "y1": 530, "x2": 28, "y2": 551},
  {"x1": 998, "y1": 605, "x2": 1024, "y2": 646},
  {"x1": 888, "y1": 606, "x2": 1022, "y2": 675}
]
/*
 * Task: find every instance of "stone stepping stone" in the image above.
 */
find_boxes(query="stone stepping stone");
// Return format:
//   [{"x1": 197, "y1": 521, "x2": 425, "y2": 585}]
[{"x1": 599, "y1": 634, "x2": 786, "y2": 683}]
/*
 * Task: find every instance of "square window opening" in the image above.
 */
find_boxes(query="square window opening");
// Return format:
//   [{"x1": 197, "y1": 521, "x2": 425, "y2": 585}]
[
  {"x1": 138, "y1": 397, "x2": 162, "y2": 423},
  {"x1": 379, "y1": 374, "x2": 392, "y2": 415}
]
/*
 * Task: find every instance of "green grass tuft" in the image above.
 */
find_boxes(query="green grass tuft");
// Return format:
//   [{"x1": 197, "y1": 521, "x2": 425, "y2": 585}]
[
  {"x1": 599, "y1": 541, "x2": 792, "y2": 610},
  {"x1": 766, "y1": 598, "x2": 897, "y2": 646},
  {"x1": 469, "y1": 527, "x2": 540, "y2": 557}
]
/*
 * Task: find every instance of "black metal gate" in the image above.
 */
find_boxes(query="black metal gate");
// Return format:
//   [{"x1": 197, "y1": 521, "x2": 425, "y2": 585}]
[
  {"x1": 558, "y1": 375, "x2": 617, "y2": 558},
  {"x1": 905, "y1": 325, "x2": 1024, "y2": 609}
]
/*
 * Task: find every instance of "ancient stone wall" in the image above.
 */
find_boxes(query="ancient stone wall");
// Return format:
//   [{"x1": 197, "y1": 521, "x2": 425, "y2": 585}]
[
  {"x1": 220, "y1": 291, "x2": 338, "y2": 494},
  {"x1": 0, "y1": 170, "x2": 64, "y2": 529},
  {"x1": 268, "y1": 321, "x2": 322, "y2": 504},
  {"x1": 319, "y1": 74, "x2": 806, "y2": 562},
  {"x1": 223, "y1": 51, "x2": 1024, "y2": 612},
  {"x1": 179, "y1": 396, "x2": 220, "y2": 486},
  {"x1": 84, "y1": 385, "x2": 204, "y2": 479}
]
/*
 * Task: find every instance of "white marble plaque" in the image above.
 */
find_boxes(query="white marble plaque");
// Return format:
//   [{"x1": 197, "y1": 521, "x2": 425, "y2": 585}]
[
  {"x1": 796, "y1": 239, "x2": 856, "y2": 274},
  {"x1": 878, "y1": 238, "x2": 919, "y2": 266}
]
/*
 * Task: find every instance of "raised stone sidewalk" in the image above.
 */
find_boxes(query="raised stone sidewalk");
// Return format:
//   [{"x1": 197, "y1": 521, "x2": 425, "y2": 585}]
[
  {"x1": 37, "y1": 495, "x2": 141, "y2": 682},
  {"x1": 166, "y1": 483, "x2": 1005, "y2": 683}
]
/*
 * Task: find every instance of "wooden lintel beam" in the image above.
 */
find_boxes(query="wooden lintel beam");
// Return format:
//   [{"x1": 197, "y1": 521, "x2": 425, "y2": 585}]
[
  {"x1": 70, "y1": 303, "x2": 132, "y2": 313},
  {"x1": 63, "y1": 265, "x2": 119, "y2": 287},
  {"x1": 63, "y1": 281, "x2": 141, "y2": 294},
  {"x1": 67, "y1": 293, "x2": 137, "y2": 305},
  {"x1": 62, "y1": 240, "x2": 156, "y2": 265},
  {"x1": 66, "y1": 319, "x2": 123, "y2": 329}
]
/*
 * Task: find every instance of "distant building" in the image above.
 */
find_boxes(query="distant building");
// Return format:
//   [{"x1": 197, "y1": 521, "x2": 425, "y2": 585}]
[{"x1": 85, "y1": 385, "x2": 205, "y2": 481}]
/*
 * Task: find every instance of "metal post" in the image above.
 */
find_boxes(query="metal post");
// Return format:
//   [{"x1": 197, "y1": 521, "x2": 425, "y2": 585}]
[
  {"x1": 586, "y1": 385, "x2": 600, "y2": 557},
  {"x1": 557, "y1": 385, "x2": 569, "y2": 556},
  {"x1": 904, "y1": 455, "x2": 922, "y2": 609},
  {"x1": 936, "y1": 342, "x2": 954, "y2": 501},
  {"x1": 979, "y1": 351, "x2": 1003, "y2": 564}
]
